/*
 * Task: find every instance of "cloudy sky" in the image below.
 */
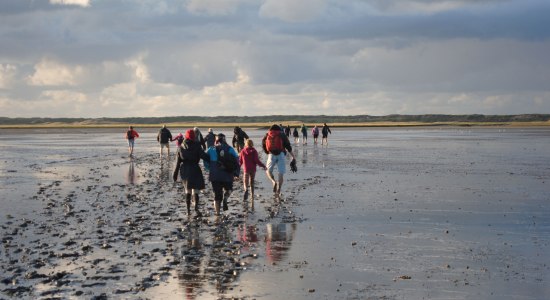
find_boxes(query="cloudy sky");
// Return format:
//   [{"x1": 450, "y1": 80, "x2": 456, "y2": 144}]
[{"x1": 1, "y1": 0, "x2": 549, "y2": 117}]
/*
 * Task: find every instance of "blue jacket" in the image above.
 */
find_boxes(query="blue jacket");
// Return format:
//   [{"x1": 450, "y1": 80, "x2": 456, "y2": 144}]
[{"x1": 204, "y1": 143, "x2": 239, "y2": 182}]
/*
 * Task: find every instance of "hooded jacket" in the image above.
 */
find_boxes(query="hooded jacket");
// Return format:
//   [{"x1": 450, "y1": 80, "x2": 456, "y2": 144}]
[{"x1": 239, "y1": 147, "x2": 266, "y2": 174}]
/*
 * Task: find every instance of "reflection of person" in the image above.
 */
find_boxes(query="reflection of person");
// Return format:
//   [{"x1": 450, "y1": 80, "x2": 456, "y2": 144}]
[
  {"x1": 205, "y1": 128, "x2": 216, "y2": 149},
  {"x1": 177, "y1": 225, "x2": 204, "y2": 300},
  {"x1": 232, "y1": 126, "x2": 249, "y2": 153},
  {"x1": 321, "y1": 123, "x2": 332, "y2": 145},
  {"x1": 265, "y1": 223, "x2": 297, "y2": 264},
  {"x1": 125, "y1": 126, "x2": 139, "y2": 157},
  {"x1": 173, "y1": 129, "x2": 209, "y2": 216},
  {"x1": 262, "y1": 125, "x2": 296, "y2": 195},
  {"x1": 239, "y1": 139, "x2": 266, "y2": 202},
  {"x1": 157, "y1": 125, "x2": 173, "y2": 158},
  {"x1": 126, "y1": 161, "x2": 136, "y2": 184},
  {"x1": 204, "y1": 133, "x2": 239, "y2": 215},
  {"x1": 312, "y1": 125, "x2": 319, "y2": 144},
  {"x1": 300, "y1": 123, "x2": 308, "y2": 145}
]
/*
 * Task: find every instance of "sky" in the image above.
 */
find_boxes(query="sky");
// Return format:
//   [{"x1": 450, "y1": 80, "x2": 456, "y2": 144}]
[{"x1": 0, "y1": 0, "x2": 549, "y2": 117}]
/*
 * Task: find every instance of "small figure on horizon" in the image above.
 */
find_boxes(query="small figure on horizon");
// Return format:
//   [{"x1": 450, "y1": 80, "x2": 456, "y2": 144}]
[
  {"x1": 262, "y1": 124, "x2": 296, "y2": 196},
  {"x1": 157, "y1": 125, "x2": 173, "y2": 158},
  {"x1": 239, "y1": 139, "x2": 266, "y2": 204},
  {"x1": 312, "y1": 125, "x2": 319, "y2": 144},
  {"x1": 173, "y1": 129, "x2": 208, "y2": 217},
  {"x1": 321, "y1": 123, "x2": 332, "y2": 145},
  {"x1": 125, "y1": 126, "x2": 139, "y2": 157}
]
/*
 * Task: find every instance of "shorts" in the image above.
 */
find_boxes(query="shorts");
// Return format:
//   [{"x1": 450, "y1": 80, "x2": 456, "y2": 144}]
[
  {"x1": 160, "y1": 143, "x2": 169, "y2": 149},
  {"x1": 127, "y1": 139, "x2": 135, "y2": 147},
  {"x1": 267, "y1": 152, "x2": 286, "y2": 175}
]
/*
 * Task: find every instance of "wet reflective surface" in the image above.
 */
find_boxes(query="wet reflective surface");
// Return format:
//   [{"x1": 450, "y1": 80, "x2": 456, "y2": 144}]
[{"x1": 1, "y1": 127, "x2": 549, "y2": 299}]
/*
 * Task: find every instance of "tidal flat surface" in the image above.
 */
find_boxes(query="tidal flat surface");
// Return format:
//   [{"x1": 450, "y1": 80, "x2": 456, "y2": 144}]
[{"x1": 1, "y1": 127, "x2": 549, "y2": 299}]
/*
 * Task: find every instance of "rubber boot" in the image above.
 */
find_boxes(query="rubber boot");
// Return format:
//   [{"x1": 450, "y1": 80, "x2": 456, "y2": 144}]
[
  {"x1": 222, "y1": 191, "x2": 230, "y2": 211},
  {"x1": 185, "y1": 193, "x2": 191, "y2": 215},
  {"x1": 193, "y1": 194, "x2": 202, "y2": 217}
]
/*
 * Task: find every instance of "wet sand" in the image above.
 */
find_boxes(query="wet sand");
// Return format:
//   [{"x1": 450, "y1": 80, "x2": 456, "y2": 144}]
[{"x1": 1, "y1": 127, "x2": 549, "y2": 299}]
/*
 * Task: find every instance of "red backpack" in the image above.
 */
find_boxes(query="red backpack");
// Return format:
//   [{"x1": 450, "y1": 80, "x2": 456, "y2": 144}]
[{"x1": 266, "y1": 130, "x2": 284, "y2": 154}]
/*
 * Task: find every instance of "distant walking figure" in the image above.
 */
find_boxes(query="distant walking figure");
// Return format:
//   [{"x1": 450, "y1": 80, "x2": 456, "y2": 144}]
[
  {"x1": 292, "y1": 127, "x2": 299, "y2": 144},
  {"x1": 300, "y1": 124, "x2": 308, "y2": 145},
  {"x1": 312, "y1": 125, "x2": 319, "y2": 144},
  {"x1": 157, "y1": 125, "x2": 173, "y2": 158},
  {"x1": 321, "y1": 123, "x2": 332, "y2": 145},
  {"x1": 205, "y1": 128, "x2": 216, "y2": 149},
  {"x1": 232, "y1": 126, "x2": 249, "y2": 153},
  {"x1": 125, "y1": 126, "x2": 139, "y2": 157}
]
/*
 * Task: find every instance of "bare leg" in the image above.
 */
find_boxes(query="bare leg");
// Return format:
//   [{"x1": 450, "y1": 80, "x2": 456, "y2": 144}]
[{"x1": 276, "y1": 173, "x2": 284, "y2": 195}]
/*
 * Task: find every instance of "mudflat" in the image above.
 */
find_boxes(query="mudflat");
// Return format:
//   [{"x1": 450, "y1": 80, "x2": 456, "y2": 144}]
[{"x1": 1, "y1": 127, "x2": 549, "y2": 299}]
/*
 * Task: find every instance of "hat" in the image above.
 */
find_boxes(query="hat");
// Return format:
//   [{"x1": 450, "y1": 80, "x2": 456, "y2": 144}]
[
  {"x1": 269, "y1": 124, "x2": 280, "y2": 130},
  {"x1": 185, "y1": 129, "x2": 195, "y2": 141}
]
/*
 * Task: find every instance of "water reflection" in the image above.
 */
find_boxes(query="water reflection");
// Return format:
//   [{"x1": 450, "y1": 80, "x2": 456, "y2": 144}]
[
  {"x1": 177, "y1": 225, "x2": 205, "y2": 300},
  {"x1": 265, "y1": 223, "x2": 297, "y2": 264},
  {"x1": 158, "y1": 158, "x2": 173, "y2": 183},
  {"x1": 125, "y1": 161, "x2": 137, "y2": 184}
]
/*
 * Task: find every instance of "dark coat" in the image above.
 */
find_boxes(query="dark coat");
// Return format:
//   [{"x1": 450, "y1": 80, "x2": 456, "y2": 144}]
[
  {"x1": 157, "y1": 127, "x2": 172, "y2": 144},
  {"x1": 173, "y1": 140, "x2": 208, "y2": 190}
]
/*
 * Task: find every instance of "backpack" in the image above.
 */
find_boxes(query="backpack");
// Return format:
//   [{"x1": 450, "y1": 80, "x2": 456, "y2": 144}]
[
  {"x1": 216, "y1": 145, "x2": 239, "y2": 173},
  {"x1": 266, "y1": 130, "x2": 284, "y2": 155},
  {"x1": 126, "y1": 130, "x2": 133, "y2": 139}
]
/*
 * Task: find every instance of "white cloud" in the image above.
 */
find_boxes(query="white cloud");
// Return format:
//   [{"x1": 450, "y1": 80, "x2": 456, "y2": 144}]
[
  {"x1": 27, "y1": 59, "x2": 85, "y2": 87},
  {"x1": 49, "y1": 0, "x2": 91, "y2": 7},
  {"x1": 260, "y1": 0, "x2": 327, "y2": 22},
  {"x1": 125, "y1": 53, "x2": 151, "y2": 83},
  {"x1": 0, "y1": 64, "x2": 17, "y2": 89}
]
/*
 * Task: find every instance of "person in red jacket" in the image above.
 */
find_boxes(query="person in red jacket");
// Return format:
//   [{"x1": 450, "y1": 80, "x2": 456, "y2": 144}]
[
  {"x1": 239, "y1": 139, "x2": 266, "y2": 203},
  {"x1": 125, "y1": 126, "x2": 140, "y2": 157}
]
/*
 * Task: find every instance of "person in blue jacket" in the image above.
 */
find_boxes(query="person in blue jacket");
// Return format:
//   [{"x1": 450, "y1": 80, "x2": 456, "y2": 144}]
[{"x1": 204, "y1": 133, "x2": 240, "y2": 215}]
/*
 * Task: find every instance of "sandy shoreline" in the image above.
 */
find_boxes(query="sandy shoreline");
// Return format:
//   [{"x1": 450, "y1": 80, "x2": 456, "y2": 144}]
[{"x1": 1, "y1": 128, "x2": 549, "y2": 299}]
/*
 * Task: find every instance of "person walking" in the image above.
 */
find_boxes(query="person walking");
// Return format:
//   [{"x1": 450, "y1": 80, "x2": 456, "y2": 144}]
[
  {"x1": 292, "y1": 127, "x2": 299, "y2": 144},
  {"x1": 232, "y1": 126, "x2": 249, "y2": 153},
  {"x1": 205, "y1": 128, "x2": 216, "y2": 149},
  {"x1": 321, "y1": 123, "x2": 332, "y2": 145},
  {"x1": 125, "y1": 126, "x2": 139, "y2": 157},
  {"x1": 312, "y1": 125, "x2": 319, "y2": 144},
  {"x1": 173, "y1": 129, "x2": 208, "y2": 217},
  {"x1": 284, "y1": 125, "x2": 291, "y2": 137},
  {"x1": 157, "y1": 125, "x2": 173, "y2": 158},
  {"x1": 204, "y1": 133, "x2": 240, "y2": 215},
  {"x1": 300, "y1": 123, "x2": 308, "y2": 145},
  {"x1": 193, "y1": 127, "x2": 206, "y2": 151},
  {"x1": 262, "y1": 125, "x2": 296, "y2": 195},
  {"x1": 239, "y1": 139, "x2": 266, "y2": 202}
]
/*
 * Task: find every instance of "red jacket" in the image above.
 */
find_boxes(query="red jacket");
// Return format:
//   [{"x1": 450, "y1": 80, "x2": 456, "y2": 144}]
[
  {"x1": 239, "y1": 147, "x2": 266, "y2": 174},
  {"x1": 125, "y1": 129, "x2": 139, "y2": 139}
]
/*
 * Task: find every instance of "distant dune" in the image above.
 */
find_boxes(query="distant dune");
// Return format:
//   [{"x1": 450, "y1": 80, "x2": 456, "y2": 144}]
[{"x1": 0, "y1": 114, "x2": 549, "y2": 128}]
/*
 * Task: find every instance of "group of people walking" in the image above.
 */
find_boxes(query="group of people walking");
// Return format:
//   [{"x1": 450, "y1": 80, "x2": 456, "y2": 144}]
[
  {"x1": 283, "y1": 123, "x2": 331, "y2": 145},
  {"x1": 124, "y1": 124, "x2": 302, "y2": 217}
]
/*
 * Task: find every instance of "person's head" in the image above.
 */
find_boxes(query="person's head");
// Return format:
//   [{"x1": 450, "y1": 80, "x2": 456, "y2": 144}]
[
  {"x1": 216, "y1": 133, "x2": 226, "y2": 144},
  {"x1": 234, "y1": 126, "x2": 239, "y2": 134},
  {"x1": 185, "y1": 129, "x2": 195, "y2": 141},
  {"x1": 245, "y1": 139, "x2": 254, "y2": 148},
  {"x1": 129, "y1": 126, "x2": 133, "y2": 130},
  {"x1": 269, "y1": 124, "x2": 280, "y2": 131},
  {"x1": 208, "y1": 128, "x2": 213, "y2": 133},
  {"x1": 162, "y1": 124, "x2": 167, "y2": 129}
]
